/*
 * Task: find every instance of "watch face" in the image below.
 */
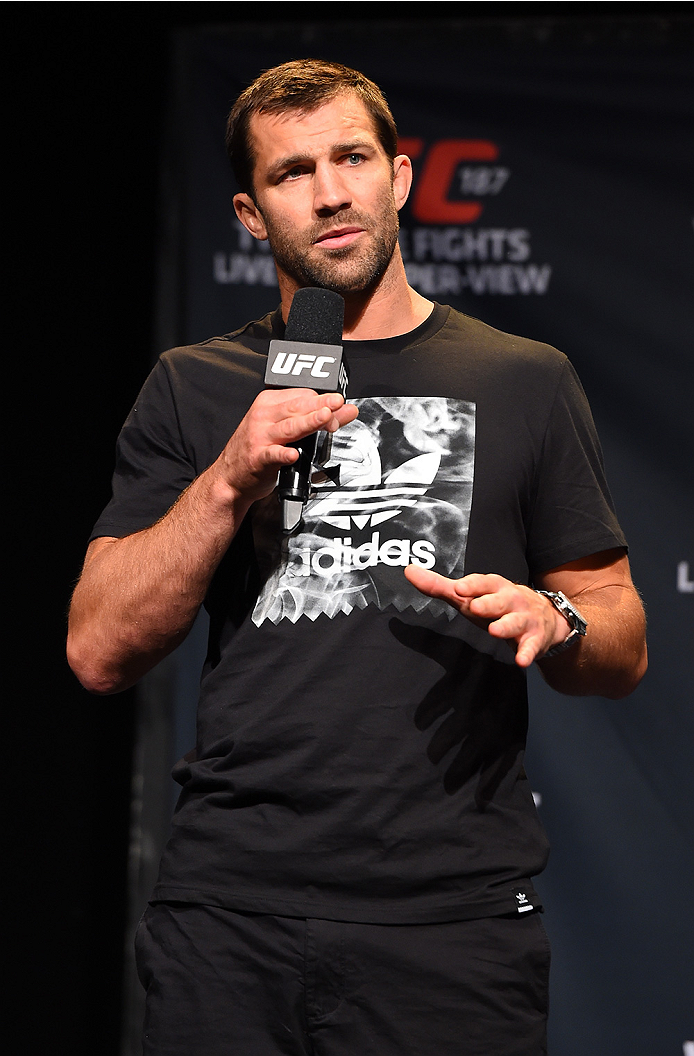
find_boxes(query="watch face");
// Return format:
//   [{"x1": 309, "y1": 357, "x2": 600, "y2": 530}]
[
  {"x1": 558, "y1": 593, "x2": 586, "y2": 629},
  {"x1": 538, "y1": 590, "x2": 587, "y2": 635}
]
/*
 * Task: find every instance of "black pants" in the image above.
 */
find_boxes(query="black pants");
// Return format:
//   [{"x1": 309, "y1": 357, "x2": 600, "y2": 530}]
[{"x1": 136, "y1": 903, "x2": 550, "y2": 1056}]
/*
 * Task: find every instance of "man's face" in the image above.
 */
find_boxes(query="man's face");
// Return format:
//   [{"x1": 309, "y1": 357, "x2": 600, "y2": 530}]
[{"x1": 234, "y1": 94, "x2": 411, "y2": 295}]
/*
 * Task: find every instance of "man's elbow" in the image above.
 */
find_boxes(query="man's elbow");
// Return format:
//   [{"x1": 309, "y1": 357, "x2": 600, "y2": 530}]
[
  {"x1": 66, "y1": 635, "x2": 132, "y2": 696},
  {"x1": 604, "y1": 643, "x2": 648, "y2": 700}
]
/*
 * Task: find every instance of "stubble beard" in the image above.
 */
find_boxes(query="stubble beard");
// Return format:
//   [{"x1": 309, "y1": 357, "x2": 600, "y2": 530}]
[{"x1": 261, "y1": 191, "x2": 401, "y2": 296}]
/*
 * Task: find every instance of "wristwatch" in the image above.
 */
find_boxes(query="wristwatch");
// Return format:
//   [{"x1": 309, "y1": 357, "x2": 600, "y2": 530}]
[{"x1": 534, "y1": 589, "x2": 587, "y2": 658}]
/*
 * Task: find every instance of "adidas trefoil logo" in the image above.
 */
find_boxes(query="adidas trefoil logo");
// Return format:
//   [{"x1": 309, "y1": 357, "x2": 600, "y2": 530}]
[{"x1": 311, "y1": 447, "x2": 442, "y2": 530}]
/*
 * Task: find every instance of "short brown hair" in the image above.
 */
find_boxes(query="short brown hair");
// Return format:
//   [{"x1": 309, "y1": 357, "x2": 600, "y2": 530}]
[{"x1": 226, "y1": 59, "x2": 399, "y2": 198}]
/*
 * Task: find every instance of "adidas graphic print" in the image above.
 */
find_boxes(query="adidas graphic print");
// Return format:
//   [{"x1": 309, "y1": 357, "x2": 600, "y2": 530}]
[{"x1": 251, "y1": 397, "x2": 475, "y2": 625}]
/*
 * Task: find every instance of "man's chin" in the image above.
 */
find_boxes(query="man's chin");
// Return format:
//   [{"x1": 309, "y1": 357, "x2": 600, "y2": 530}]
[
  {"x1": 301, "y1": 274, "x2": 381, "y2": 297},
  {"x1": 296, "y1": 251, "x2": 392, "y2": 295},
  {"x1": 270, "y1": 225, "x2": 398, "y2": 295}
]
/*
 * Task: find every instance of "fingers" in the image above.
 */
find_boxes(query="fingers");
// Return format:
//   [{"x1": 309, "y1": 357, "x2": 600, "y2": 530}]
[
  {"x1": 260, "y1": 389, "x2": 358, "y2": 443},
  {"x1": 452, "y1": 573, "x2": 512, "y2": 602},
  {"x1": 486, "y1": 612, "x2": 545, "y2": 668},
  {"x1": 405, "y1": 567, "x2": 561, "y2": 667},
  {"x1": 514, "y1": 635, "x2": 542, "y2": 668},
  {"x1": 403, "y1": 565, "x2": 459, "y2": 604},
  {"x1": 276, "y1": 398, "x2": 358, "y2": 441},
  {"x1": 403, "y1": 567, "x2": 491, "y2": 631},
  {"x1": 464, "y1": 579, "x2": 557, "y2": 664},
  {"x1": 259, "y1": 443, "x2": 301, "y2": 467},
  {"x1": 405, "y1": 569, "x2": 516, "y2": 622},
  {"x1": 218, "y1": 389, "x2": 359, "y2": 503}
]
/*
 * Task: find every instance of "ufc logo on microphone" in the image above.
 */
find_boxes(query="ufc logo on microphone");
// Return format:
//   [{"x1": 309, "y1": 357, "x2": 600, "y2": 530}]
[
  {"x1": 269, "y1": 352, "x2": 336, "y2": 378},
  {"x1": 265, "y1": 339, "x2": 347, "y2": 394}
]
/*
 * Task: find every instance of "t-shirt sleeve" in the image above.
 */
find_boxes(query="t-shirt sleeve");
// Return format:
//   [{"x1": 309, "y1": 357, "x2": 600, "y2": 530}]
[
  {"x1": 90, "y1": 358, "x2": 197, "y2": 540},
  {"x1": 526, "y1": 358, "x2": 627, "y2": 575}
]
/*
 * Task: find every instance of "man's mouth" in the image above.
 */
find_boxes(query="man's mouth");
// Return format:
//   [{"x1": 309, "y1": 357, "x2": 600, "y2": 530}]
[{"x1": 313, "y1": 226, "x2": 365, "y2": 250}]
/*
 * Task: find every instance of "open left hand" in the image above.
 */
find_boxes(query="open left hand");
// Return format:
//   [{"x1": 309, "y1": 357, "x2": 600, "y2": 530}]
[{"x1": 404, "y1": 566, "x2": 567, "y2": 667}]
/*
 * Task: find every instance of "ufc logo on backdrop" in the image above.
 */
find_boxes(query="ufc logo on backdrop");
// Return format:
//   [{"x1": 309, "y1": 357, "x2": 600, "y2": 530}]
[{"x1": 399, "y1": 138, "x2": 508, "y2": 224}]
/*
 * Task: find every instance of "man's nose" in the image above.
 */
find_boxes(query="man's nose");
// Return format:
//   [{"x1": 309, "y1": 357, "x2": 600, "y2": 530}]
[{"x1": 313, "y1": 163, "x2": 351, "y2": 215}]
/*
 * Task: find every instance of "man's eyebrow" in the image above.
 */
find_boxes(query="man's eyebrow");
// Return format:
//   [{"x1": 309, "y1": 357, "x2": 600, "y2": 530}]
[
  {"x1": 268, "y1": 140, "x2": 377, "y2": 178},
  {"x1": 267, "y1": 152, "x2": 312, "y2": 178},
  {"x1": 331, "y1": 140, "x2": 376, "y2": 155}
]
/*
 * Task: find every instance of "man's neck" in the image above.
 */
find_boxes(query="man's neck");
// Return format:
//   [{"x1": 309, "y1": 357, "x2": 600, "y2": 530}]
[{"x1": 278, "y1": 248, "x2": 434, "y2": 341}]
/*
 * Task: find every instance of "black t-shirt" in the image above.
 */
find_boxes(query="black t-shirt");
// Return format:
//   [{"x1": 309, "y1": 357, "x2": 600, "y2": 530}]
[{"x1": 93, "y1": 304, "x2": 626, "y2": 923}]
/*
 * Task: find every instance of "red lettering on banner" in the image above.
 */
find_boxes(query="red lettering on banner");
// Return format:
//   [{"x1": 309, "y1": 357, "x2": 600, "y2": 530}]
[
  {"x1": 397, "y1": 137, "x2": 424, "y2": 161},
  {"x1": 407, "y1": 140, "x2": 499, "y2": 225}
]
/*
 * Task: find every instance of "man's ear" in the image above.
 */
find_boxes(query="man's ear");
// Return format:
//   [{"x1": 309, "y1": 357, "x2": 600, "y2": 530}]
[
  {"x1": 233, "y1": 193, "x2": 268, "y2": 240},
  {"x1": 392, "y1": 155, "x2": 413, "y2": 212}
]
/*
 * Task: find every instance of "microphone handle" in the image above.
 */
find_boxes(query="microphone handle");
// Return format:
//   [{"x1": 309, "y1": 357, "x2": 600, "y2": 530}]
[{"x1": 278, "y1": 433, "x2": 318, "y2": 505}]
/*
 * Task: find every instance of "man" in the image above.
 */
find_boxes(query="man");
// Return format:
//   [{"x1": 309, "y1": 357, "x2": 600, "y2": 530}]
[{"x1": 68, "y1": 60, "x2": 647, "y2": 1055}]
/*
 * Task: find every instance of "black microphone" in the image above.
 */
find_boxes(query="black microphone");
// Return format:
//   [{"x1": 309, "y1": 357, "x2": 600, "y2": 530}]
[{"x1": 264, "y1": 288, "x2": 347, "y2": 533}]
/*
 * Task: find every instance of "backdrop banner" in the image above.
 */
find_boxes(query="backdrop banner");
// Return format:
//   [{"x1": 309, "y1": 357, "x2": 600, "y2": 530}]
[{"x1": 123, "y1": 19, "x2": 693, "y2": 1056}]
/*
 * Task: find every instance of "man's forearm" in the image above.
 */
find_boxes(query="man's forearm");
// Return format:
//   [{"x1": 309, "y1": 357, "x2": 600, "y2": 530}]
[
  {"x1": 68, "y1": 387, "x2": 359, "y2": 695},
  {"x1": 536, "y1": 580, "x2": 647, "y2": 699},
  {"x1": 67, "y1": 464, "x2": 250, "y2": 695},
  {"x1": 404, "y1": 550, "x2": 647, "y2": 699}
]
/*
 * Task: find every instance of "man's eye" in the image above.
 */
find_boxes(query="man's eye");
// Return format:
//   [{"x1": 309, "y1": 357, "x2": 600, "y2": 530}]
[
  {"x1": 345, "y1": 153, "x2": 364, "y2": 165},
  {"x1": 280, "y1": 167, "x2": 305, "y2": 182}
]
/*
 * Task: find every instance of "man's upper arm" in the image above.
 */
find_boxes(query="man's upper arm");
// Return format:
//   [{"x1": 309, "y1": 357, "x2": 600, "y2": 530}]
[
  {"x1": 90, "y1": 355, "x2": 198, "y2": 545},
  {"x1": 82, "y1": 535, "x2": 120, "y2": 571}
]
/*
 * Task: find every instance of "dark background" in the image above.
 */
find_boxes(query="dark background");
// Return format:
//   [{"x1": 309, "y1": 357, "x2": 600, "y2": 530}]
[{"x1": 8, "y1": 7, "x2": 692, "y2": 1054}]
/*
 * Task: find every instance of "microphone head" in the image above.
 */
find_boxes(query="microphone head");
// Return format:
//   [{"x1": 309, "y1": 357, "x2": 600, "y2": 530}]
[{"x1": 285, "y1": 288, "x2": 345, "y2": 345}]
